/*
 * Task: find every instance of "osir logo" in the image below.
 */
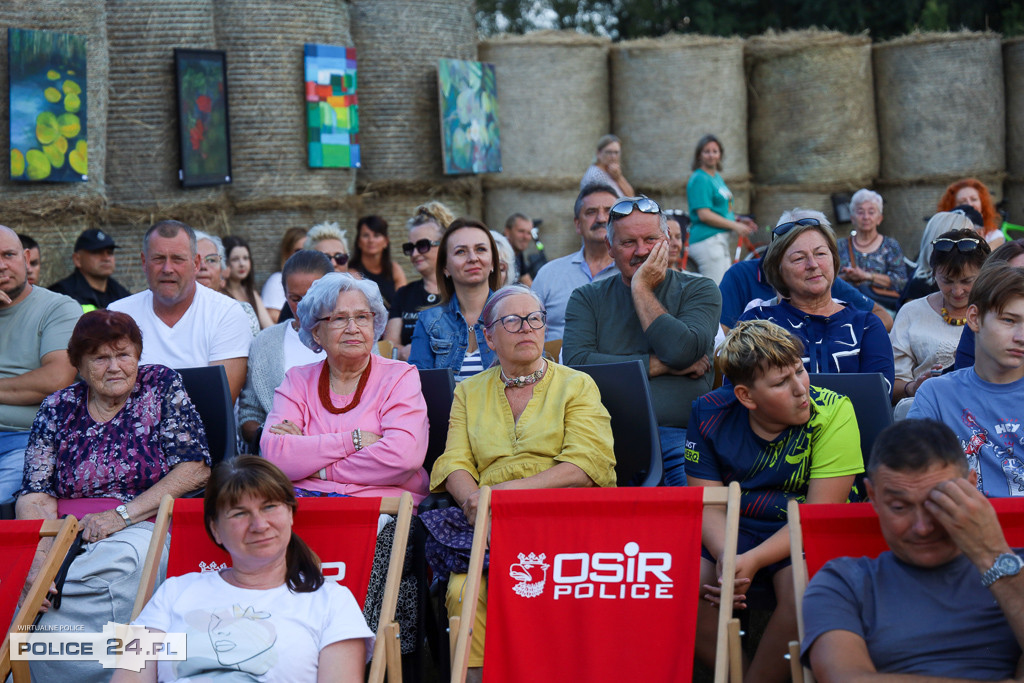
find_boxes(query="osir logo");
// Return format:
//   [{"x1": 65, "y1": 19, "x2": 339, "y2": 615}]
[{"x1": 509, "y1": 542, "x2": 674, "y2": 600}]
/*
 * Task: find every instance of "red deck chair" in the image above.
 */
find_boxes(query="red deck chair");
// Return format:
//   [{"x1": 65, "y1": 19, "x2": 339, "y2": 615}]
[
  {"x1": 450, "y1": 483, "x2": 742, "y2": 683},
  {"x1": 134, "y1": 493, "x2": 413, "y2": 683},
  {"x1": 0, "y1": 516, "x2": 80, "y2": 682}
]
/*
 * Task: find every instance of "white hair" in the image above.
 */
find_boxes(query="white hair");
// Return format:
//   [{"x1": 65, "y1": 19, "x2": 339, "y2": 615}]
[
  {"x1": 296, "y1": 272, "x2": 388, "y2": 351},
  {"x1": 306, "y1": 221, "x2": 348, "y2": 248},
  {"x1": 850, "y1": 189, "x2": 883, "y2": 215},
  {"x1": 490, "y1": 230, "x2": 519, "y2": 285}
]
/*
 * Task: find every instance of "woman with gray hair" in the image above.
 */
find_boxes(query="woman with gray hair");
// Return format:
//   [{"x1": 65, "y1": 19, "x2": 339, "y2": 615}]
[
  {"x1": 579, "y1": 134, "x2": 633, "y2": 197},
  {"x1": 490, "y1": 230, "x2": 519, "y2": 286},
  {"x1": 738, "y1": 208, "x2": 895, "y2": 395},
  {"x1": 260, "y1": 272, "x2": 429, "y2": 502},
  {"x1": 836, "y1": 188, "x2": 907, "y2": 310}
]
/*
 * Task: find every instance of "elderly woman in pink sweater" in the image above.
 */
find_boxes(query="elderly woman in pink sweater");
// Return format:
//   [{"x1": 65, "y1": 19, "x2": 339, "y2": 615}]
[{"x1": 260, "y1": 273, "x2": 429, "y2": 502}]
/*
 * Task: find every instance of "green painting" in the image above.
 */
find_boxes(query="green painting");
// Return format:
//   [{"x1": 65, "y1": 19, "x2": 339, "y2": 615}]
[
  {"x1": 438, "y1": 59, "x2": 501, "y2": 175},
  {"x1": 8, "y1": 28, "x2": 88, "y2": 182},
  {"x1": 174, "y1": 49, "x2": 231, "y2": 187}
]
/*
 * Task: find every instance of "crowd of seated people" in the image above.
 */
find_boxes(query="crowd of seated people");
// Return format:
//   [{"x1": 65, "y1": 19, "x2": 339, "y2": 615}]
[{"x1": 3, "y1": 162, "x2": 1024, "y2": 681}]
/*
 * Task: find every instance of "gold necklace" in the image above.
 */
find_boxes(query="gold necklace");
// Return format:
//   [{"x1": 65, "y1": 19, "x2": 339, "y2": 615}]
[{"x1": 941, "y1": 306, "x2": 967, "y2": 326}]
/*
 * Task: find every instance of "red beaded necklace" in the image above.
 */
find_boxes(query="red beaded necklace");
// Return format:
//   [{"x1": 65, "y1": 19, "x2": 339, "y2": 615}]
[{"x1": 317, "y1": 357, "x2": 371, "y2": 414}]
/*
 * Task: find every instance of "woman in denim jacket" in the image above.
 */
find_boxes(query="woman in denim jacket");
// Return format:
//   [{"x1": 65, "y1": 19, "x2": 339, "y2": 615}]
[{"x1": 410, "y1": 217, "x2": 501, "y2": 381}]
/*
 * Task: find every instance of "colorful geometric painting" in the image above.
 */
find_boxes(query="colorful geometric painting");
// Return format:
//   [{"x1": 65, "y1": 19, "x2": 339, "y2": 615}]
[
  {"x1": 438, "y1": 59, "x2": 501, "y2": 175},
  {"x1": 8, "y1": 28, "x2": 88, "y2": 183},
  {"x1": 174, "y1": 49, "x2": 231, "y2": 187},
  {"x1": 304, "y1": 44, "x2": 359, "y2": 169}
]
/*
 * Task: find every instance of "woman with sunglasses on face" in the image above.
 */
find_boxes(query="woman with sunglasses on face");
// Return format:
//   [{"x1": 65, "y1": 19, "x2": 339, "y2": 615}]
[
  {"x1": 409, "y1": 217, "x2": 502, "y2": 381},
  {"x1": 889, "y1": 228, "x2": 990, "y2": 405},
  {"x1": 350, "y1": 215, "x2": 407, "y2": 307},
  {"x1": 738, "y1": 208, "x2": 895, "y2": 397},
  {"x1": 424, "y1": 285, "x2": 616, "y2": 679},
  {"x1": 384, "y1": 203, "x2": 451, "y2": 360},
  {"x1": 306, "y1": 221, "x2": 352, "y2": 274}
]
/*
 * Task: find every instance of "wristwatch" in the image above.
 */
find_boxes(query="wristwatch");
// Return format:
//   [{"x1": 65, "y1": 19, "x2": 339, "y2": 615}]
[
  {"x1": 114, "y1": 504, "x2": 132, "y2": 527},
  {"x1": 981, "y1": 552, "x2": 1024, "y2": 587}
]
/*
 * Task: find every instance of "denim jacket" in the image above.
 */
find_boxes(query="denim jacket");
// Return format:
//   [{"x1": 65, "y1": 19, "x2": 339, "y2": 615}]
[{"x1": 409, "y1": 292, "x2": 495, "y2": 373}]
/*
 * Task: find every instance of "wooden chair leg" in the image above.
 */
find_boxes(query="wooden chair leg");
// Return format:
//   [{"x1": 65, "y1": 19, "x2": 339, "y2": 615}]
[
  {"x1": 788, "y1": 640, "x2": 806, "y2": 683},
  {"x1": 448, "y1": 615, "x2": 460, "y2": 668},
  {"x1": 728, "y1": 618, "x2": 743, "y2": 683},
  {"x1": 384, "y1": 622, "x2": 402, "y2": 683}
]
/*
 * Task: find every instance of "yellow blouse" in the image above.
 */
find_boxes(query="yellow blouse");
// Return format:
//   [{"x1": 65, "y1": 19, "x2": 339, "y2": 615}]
[{"x1": 429, "y1": 362, "x2": 617, "y2": 491}]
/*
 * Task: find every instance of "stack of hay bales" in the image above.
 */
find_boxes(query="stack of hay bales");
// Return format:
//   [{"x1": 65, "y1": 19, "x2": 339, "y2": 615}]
[
  {"x1": 1004, "y1": 37, "x2": 1024, "y2": 224},
  {"x1": 610, "y1": 35, "x2": 748, "y2": 217},
  {"x1": 480, "y1": 31, "x2": 610, "y2": 259},
  {"x1": 874, "y1": 32, "x2": 1004, "y2": 258},
  {"x1": 212, "y1": 0, "x2": 357, "y2": 282},
  {"x1": 0, "y1": 1, "x2": 108, "y2": 287},
  {"x1": 746, "y1": 30, "x2": 877, "y2": 239}
]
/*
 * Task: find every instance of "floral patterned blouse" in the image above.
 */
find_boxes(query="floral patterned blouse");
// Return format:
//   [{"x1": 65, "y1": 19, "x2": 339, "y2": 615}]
[
  {"x1": 21, "y1": 364, "x2": 211, "y2": 502},
  {"x1": 837, "y1": 234, "x2": 908, "y2": 293}
]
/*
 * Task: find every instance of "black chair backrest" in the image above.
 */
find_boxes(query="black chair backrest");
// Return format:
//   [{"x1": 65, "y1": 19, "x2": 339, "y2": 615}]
[
  {"x1": 570, "y1": 360, "x2": 662, "y2": 486},
  {"x1": 418, "y1": 367, "x2": 456, "y2": 475},
  {"x1": 175, "y1": 365, "x2": 236, "y2": 466},
  {"x1": 808, "y1": 372, "x2": 893, "y2": 467}
]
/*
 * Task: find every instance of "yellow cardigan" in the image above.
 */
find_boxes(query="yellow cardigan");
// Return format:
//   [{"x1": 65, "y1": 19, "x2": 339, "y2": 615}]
[{"x1": 429, "y1": 362, "x2": 617, "y2": 491}]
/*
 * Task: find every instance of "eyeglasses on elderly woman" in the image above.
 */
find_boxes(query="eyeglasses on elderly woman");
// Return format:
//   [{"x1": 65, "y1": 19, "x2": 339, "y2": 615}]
[
  {"x1": 932, "y1": 237, "x2": 982, "y2": 253},
  {"x1": 486, "y1": 311, "x2": 547, "y2": 333},
  {"x1": 771, "y1": 217, "x2": 821, "y2": 241},
  {"x1": 610, "y1": 196, "x2": 661, "y2": 220},
  {"x1": 316, "y1": 312, "x2": 375, "y2": 329}
]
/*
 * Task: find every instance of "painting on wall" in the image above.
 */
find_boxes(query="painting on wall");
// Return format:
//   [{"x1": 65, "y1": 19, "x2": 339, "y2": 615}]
[
  {"x1": 9, "y1": 28, "x2": 88, "y2": 183},
  {"x1": 174, "y1": 48, "x2": 232, "y2": 187},
  {"x1": 305, "y1": 43, "x2": 359, "y2": 169},
  {"x1": 437, "y1": 58, "x2": 501, "y2": 175}
]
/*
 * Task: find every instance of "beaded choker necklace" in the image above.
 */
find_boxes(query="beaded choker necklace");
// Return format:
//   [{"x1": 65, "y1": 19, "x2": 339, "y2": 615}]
[
  {"x1": 941, "y1": 307, "x2": 967, "y2": 326},
  {"x1": 317, "y1": 358, "x2": 371, "y2": 414},
  {"x1": 500, "y1": 360, "x2": 547, "y2": 388}
]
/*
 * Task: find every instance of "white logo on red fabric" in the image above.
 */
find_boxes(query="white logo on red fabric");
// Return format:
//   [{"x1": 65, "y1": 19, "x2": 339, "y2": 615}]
[
  {"x1": 510, "y1": 553, "x2": 549, "y2": 598},
  {"x1": 198, "y1": 560, "x2": 228, "y2": 573}
]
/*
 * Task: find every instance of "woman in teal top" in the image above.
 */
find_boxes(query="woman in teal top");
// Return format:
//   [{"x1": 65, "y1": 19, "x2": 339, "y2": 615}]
[{"x1": 686, "y1": 134, "x2": 756, "y2": 284}]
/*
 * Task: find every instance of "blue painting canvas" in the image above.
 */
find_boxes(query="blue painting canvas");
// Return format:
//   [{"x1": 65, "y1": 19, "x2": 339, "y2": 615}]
[{"x1": 9, "y1": 28, "x2": 88, "y2": 182}]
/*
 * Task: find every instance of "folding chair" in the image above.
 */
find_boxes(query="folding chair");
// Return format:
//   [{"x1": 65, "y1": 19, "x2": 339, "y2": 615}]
[
  {"x1": 133, "y1": 493, "x2": 413, "y2": 683},
  {"x1": 0, "y1": 516, "x2": 80, "y2": 682},
  {"x1": 175, "y1": 365, "x2": 237, "y2": 467},
  {"x1": 450, "y1": 482, "x2": 742, "y2": 683},
  {"x1": 787, "y1": 498, "x2": 1024, "y2": 683},
  {"x1": 571, "y1": 360, "x2": 663, "y2": 486},
  {"x1": 808, "y1": 373, "x2": 893, "y2": 468}
]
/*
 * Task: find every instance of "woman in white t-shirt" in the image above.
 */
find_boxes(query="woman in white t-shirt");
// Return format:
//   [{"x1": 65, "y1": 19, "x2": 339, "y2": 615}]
[{"x1": 117, "y1": 456, "x2": 373, "y2": 683}]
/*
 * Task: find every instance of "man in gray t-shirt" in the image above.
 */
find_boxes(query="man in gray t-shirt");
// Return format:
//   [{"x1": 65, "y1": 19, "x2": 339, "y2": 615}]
[
  {"x1": 0, "y1": 225, "x2": 80, "y2": 499},
  {"x1": 802, "y1": 419, "x2": 1024, "y2": 680}
]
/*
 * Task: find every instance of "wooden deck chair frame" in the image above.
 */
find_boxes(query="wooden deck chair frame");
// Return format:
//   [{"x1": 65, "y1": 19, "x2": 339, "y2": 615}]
[
  {"x1": 1, "y1": 515, "x2": 80, "y2": 682},
  {"x1": 787, "y1": 498, "x2": 813, "y2": 683},
  {"x1": 133, "y1": 493, "x2": 414, "y2": 683},
  {"x1": 448, "y1": 483, "x2": 743, "y2": 683}
]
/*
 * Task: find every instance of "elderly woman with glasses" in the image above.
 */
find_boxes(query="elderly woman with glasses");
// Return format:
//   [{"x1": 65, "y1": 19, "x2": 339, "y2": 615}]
[
  {"x1": 738, "y1": 209, "x2": 895, "y2": 396},
  {"x1": 426, "y1": 284, "x2": 616, "y2": 677},
  {"x1": 836, "y1": 189, "x2": 907, "y2": 311},
  {"x1": 260, "y1": 273, "x2": 429, "y2": 502}
]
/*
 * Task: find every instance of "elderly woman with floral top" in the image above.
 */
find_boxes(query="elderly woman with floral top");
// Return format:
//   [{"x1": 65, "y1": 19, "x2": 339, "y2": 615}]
[{"x1": 17, "y1": 309, "x2": 210, "y2": 682}]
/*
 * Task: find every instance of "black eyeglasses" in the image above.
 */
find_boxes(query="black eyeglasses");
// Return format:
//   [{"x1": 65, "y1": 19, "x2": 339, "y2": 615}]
[
  {"x1": 486, "y1": 311, "x2": 547, "y2": 333},
  {"x1": 610, "y1": 196, "x2": 661, "y2": 220},
  {"x1": 402, "y1": 239, "x2": 440, "y2": 256},
  {"x1": 932, "y1": 237, "x2": 981, "y2": 253},
  {"x1": 772, "y1": 217, "x2": 821, "y2": 241},
  {"x1": 330, "y1": 252, "x2": 350, "y2": 266}
]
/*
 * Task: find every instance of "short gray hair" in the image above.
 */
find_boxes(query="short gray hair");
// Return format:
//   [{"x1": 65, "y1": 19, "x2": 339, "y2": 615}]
[
  {"x1": 606, "y1": 202, "x2": 668, "y2": 245},
  {"x1": 194, "y1": 230, "x2": 226, "y2": 266},
  {"x1": 296, "y1": 273, "x2": 387, "y2": 352},
  {"x1": 490, "y1": 230, "x2": 518, "y2": 285},
  {"x1": 143, "y1": 219, "x2": 196, "y2": 256},
  {"x1": 306, "y1": 221, "x2": 348, "y2": 249},
  {"x1": 850, "y1": 188, "x2": 883, "y2": 215},
  {"x1": 481, "y1": 284, "x2": 545, "y2": 327}
]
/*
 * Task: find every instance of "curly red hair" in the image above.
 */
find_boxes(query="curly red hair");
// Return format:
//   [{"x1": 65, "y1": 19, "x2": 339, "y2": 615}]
[{"x1": 937, "y1": 178, "x2": 999, "y2": 233}]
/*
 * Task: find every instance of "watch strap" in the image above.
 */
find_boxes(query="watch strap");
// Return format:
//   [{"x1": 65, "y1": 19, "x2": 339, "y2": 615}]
[
  {"x1": 115, "y1": 504, "x2": 132, "y2": 527},
  {"x1": 982, "y1": 552, "x2": 1023, "y2": 587}
]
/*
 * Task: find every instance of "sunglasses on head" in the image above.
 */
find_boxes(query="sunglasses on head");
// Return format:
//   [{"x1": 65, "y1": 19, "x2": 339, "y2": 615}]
[
  {"x1": 402, "y1": 239, "x2": 440, "y2": 256},
  {"x1": 772, "y1": 217, "x2": 821, "y2": 241},
  {"x1": 330, "y1": 252, "x2": 350, "y2": 266},
  {"x1": 931, "y1": 237, "x2": 981, "y2": 253},
  {"x1": 610, "y1": 195, "x2": 661, "y2": 220}
]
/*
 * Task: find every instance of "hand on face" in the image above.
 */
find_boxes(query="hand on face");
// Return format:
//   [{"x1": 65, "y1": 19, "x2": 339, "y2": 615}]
[
  {"x1": 630, "y1": 238, "x2": 669, "y2": 292},
  {"x1": 925, "y1": 476, "x2": 1010, "y2": 571}
]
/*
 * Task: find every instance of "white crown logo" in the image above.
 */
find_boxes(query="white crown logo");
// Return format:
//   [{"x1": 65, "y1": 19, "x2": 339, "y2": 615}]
[
  {"x1": 199, "y1": 560, "x2": 228, "y2": 573},
  {"x1": 510, "y1": 551, "x2": 549, "y2": 598}
]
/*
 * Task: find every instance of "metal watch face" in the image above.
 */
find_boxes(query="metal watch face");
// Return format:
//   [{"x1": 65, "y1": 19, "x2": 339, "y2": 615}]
[{"x1": 996, "y1": 554, "x2": 1023, "y2": 575}]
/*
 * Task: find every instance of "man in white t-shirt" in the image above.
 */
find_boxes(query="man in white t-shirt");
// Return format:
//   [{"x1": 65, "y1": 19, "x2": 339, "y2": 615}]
[{"x1": 109, "y1": 220, "x2": 251, "y2": 401}]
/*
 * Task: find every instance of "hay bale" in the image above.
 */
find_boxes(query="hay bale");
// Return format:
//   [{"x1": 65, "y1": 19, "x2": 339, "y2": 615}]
[
  {"x1": 750, "y1": 186, "x2": 836, "y2": 233},
  {"x1": 480, "y1": 31, "x2": 610, "y2": 182},
  {"x1": 483, "y1": 186, "x2": 583, "y2": 261},
  {"x1": 874, "y1": 32, "x2": 1004, "y2": 181},
  {"x1": 0, "y1": 1, "x2": 107, "y2": 217},
  {"x1": 1005, "y1": 37, "x2": 1024, "y2": 176},
  {"x1": 611, "y1": 35, "x2": 747, "y2": 188},
  {"x1": 1004, "y1": 180, "x2": 1024, "y2": 226},
  {"x1": 746, "y1": 30, "x2": 877, "y2": 186},
  {"x1": 350, "y1": 0, "x2": 477, "y2": 184},
  {"x1": 106, "y1": 0, "x2": 221, "y2": 206},
  {"x1": 212, "y1": 1, "x2": 355, "y2": 204}
]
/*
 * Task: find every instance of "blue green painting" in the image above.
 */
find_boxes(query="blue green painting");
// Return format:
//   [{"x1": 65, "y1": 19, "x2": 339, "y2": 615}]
[
  {"x1": 438, "y1": 59, "x2": 501, "y2": 175},
  {"x1": 9, "y1": 28, "x2": 88, "y2": 182}
]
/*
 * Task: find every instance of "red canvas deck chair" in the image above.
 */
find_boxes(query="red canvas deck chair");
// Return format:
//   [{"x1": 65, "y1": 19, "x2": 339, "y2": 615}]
[
  {"x1": 450, "y1": 483, "x2": 742, "y2": 683},
  {"x1": 787, "y1": 498, "x2": 1024, "y2": 682},
  {"x1": 0, "y1": 516, "x2": 80, "y2": 682},
  {"x1": 134, "y1": 493, "x2": 413, "y2": 683}
]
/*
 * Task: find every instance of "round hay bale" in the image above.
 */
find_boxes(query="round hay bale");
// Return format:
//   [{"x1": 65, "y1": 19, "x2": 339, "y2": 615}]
[
  {"x1": 874, "y1": 32, "x2": 1004, "y2": 181},
  {"x1": 1004, "y1": 37, "x2": 1024, "y2": 176},
  {"x1": 106, "y1": 1, "x2": 221, "y2": 206},
  {"x1": 0, "y1": 1, "x2": 107, "y2": 216},
  {"x1": 480, "y1": 31, "x2": 610, "y2": 182},
  {"x1": 483, "y1": 186, "x2": 584, "y2": 261},
  {"x1": 1004, "y1": 179, "x2": 1024, "y2": 226},
  {"x1": 212, "y1": 1, "x2": 355, "y2": 204},
  {"x1": 350, "y1": 0, "x2": 477, "y2": 184},
  {"x1": 750, "y1": 186, "x2": 836, "y2": 233},
  {"x1": 611, "y1": 35, "x2": 747, "y2": 188},
  {"x1": 746, "y1": 30, "x2": 877, "y2": 186}
]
